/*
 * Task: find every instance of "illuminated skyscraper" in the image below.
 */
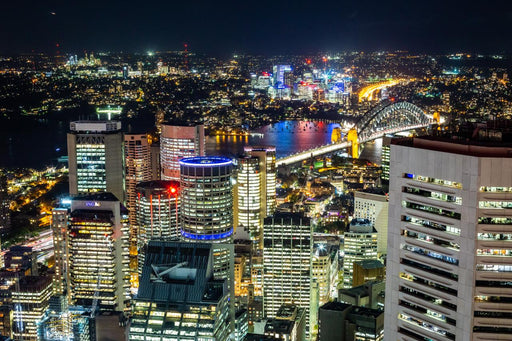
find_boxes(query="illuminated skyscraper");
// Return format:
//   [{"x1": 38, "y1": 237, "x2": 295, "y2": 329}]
[
  {"x1": 52, "y1": 208, "x2": 69, "y2": 295},
  {"x1": 68, "y1": 193, "x2": 129, "y2": 312},
  {"x1": 236, "y1": 146, "x2": 276, "y2": 245},
  {"x1": 244, "y1": 146, "x2": 277, "y2": 216},
  {"x1": 236, "y1": 146, "x2": 276, "y2": 299},
  {"x1": 179, "y1": 156, "x2": 235, "y2": 284},
  {"x1": 263, "y1": 213, "x2": 312, "y2": 337},
  {"x1": 160, "y1": 123, "x2": 205, "y2": 180},
  {"x1": 380, "y1": 136, "x2": 392, "y2": 181},
  {"x1": 124, "y1": 134, "x2": 152, "y2": 226},
  {"x1": 180, "y1": 157, "x2": 234, "y2": 242},
  {"x1": 12, "y1": 276, "x2": 53, "y2": 341},
  {"x1": 0, "y1": 175, "x2": 10, "y2": 237},
  {"x1": 135, "y1": 180, "x2": 180, "y2": 275},
  {"x1": 385, "y1": 134, "x2": 512, "y2": 340},
  {"x1": 67, "y1": 121, "x2": 124, "y2": 202},
  {"x1": 124, "y1": 133, "x2": 152, "y2": 284},
  {"x1": 342, "y1": 219, "x2": 378, "y2": 289},
  {"x1": 354, "y1": 190, "x2": 388, "y2": 256},
  {"x1": 272, "y1": 65, "x2": 292, "y2": 88}
]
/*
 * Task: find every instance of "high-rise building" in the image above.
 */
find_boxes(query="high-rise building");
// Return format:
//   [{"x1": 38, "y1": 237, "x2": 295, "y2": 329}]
[
  {"x1": 68, "y1": 193, "x2": 129, "y2": 312},
  {"x1": 353, "y1": 190, "x2": 388, "y2": 255},
  {"x1": 135, "y1": 180, "x2": 180, "y2": 276},
  {"x1": 236, "y1": 146, "x2": 276, "y2": 299},
  {"x1": 237, "y1": 146, "x2": 277, "y2": 241},
  {"x1": 264, "y1": 304, "x2": 306, "y2": 341},
  {"x1": 124, "y1": 134, "x2": 152, "y2": 226},
  {"x1": 385, "y1": 134, "x2": 512, "y2": 340},
  {"x1": 380, "y1": 136, "x2": 392, "y2": 182},
  {"x1": 128, "y1": 241, "x2": 233, "y2": 341},
  {"x1": 37, "y1": 296, "x2": 95, "y2": 341},
  {"x1": 179, "y1": 156, "x2": 234, "y2": 287},
  {"x1": 180, "y1": 156, "x2": 234, "y2": 242},
  {"x1": 236, "y1": 157, "x2": 261, "y2": 245},
  {"x1": 312, "y1": 241, "x2": 338, "y2": 306},
  {"x1": 272, "y1": 65, "x2": 292, "y2": 88},
  {"x1": 4, "y1": 246, "x2": 37, "y2": 275},
  {"x1": 352, "y1": 259, "x2": 385, "y2": 287},
  {"x1": 11, "y1": 276, "x2": 53, "y2": 341},
  {"x1": 67, "y1": 121, "x2": 124, "y2": 202},
  {"x1": 318, "y1": 302, "x2": 384, "y2": 341},
  {"x1": 342, "y1": 219, "x2": 378, "y2": 288},
  {"x1": 52, "y1": 208, "x2": 69, "y2": 295},
  {"x1": 124, "y1": 134, "x2": 153, "y2": 286},
  {"x1": 263, "y1": 213, "x2": 312, "y2": 336},
  {"x1": 160, "y1": 123, "x2": 205, "y2": 180},
  {"x1": 0, "y1": 175, "x2": 10, "y2": 237}
]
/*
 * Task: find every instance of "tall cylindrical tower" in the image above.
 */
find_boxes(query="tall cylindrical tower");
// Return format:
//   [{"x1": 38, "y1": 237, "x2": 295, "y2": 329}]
[{"x1": 179, "y1": 156, "x2": 234, "y2": 242}]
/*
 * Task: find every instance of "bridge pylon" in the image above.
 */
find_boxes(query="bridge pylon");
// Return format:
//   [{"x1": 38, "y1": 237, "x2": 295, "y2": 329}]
[
  {"x1": 433, "y1": 111, "x2": 440, "y2": 124},
  {"x1": 347, "y1": 128, "x2": 359, "y2": 159}
]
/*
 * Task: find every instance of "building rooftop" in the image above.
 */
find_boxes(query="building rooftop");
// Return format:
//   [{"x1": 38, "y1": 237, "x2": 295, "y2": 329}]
[
  {"x1": 354, "y1": 259, "x2": 384, "y2": 270},
  {"x1": 136, "y1": 180, "x2": 180, "y2": 195},
  {"x1": 392, "y1": 124, "x2": 512, "y2": 157},
  {"x1": 320, "y1": 301, "x2": 382, "y2": 318},
  {"x1": 73, "y1": 192, "x2": 120, "y2": 202},
  {"x1": 320, "y1": 301, "x2": 351, "y2": 312},
  {"x1": 264, "y1": 212, "x2": 311, "y2": 226},
  {"x1": 179, "y1": 156, "x2": 233, "y2": 167},
  {"x1": 137, "y1": 241, "x2": 227, "y2": 305},
  {"x1": 14, "y1": 275, "x2": 52, "y2": 292}
]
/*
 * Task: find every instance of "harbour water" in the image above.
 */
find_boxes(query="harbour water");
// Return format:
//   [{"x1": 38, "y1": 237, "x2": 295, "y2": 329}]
[{"x1": 0, "y1": 119, "x2": 381, "y2": 169}]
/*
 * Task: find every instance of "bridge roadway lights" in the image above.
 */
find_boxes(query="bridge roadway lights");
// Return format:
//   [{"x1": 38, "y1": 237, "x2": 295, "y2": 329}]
[{"x1": 346, "y1": 128, "x2": 359, "y2": 159}]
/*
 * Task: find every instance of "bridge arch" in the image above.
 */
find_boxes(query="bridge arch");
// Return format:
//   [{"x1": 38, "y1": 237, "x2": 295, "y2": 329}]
[{"x1": 355, "y1": 100, "x2": 431, "y2": 141}]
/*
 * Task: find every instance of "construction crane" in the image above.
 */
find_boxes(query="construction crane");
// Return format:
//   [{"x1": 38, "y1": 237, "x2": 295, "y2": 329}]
[{"x1": 90, "y1": 235, "x2": 113, "y2": 318}]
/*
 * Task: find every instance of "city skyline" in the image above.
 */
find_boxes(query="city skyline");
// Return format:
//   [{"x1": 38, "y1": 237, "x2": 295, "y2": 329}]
[{"x1": 0, "y1": 22, "x2": 511, "y2": 340}]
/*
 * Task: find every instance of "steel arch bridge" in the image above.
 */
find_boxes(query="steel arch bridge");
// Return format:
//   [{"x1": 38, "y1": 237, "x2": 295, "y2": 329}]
[
  {"x1": 355, "y1": 100, "x2": 430, "y2": 141},
  {"x1": 276, "y1": 101, "x2": 431, "y2": 166}
]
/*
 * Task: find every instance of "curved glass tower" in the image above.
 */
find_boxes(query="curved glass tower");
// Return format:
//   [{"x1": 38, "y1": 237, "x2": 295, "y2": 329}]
[{"x1": 179, "y1": 156, "x2": 234, "y2": 242}]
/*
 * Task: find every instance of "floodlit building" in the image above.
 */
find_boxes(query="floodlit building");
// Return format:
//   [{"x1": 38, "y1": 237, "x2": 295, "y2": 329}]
[
  {"x1": 263, "y1": 213, "x2": 312, "y2": 337},
  {"x1": 68, "y1": 193, "x2": 129, "y2": 313},
  {"x1": 11, "y1": 276, "x2": 53, "y2": 341},
  {"x1": 67, "y1": 121, "x2": 124, "y2": 202},
  {"x1": 385, "y1": 133, "x2": 512, "y2": 340},
  {"x1": 342, "y1": 219, "x2": 378, "y2": 288},
  {"x1": 129, "y1": 241, "x2": 233, "y2": 341},
  {"x1": 160, "y1": 123, "x2": 205, "y2": 180}
]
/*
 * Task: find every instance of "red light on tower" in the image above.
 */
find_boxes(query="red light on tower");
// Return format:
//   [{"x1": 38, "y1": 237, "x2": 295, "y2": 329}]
[
  {"x1": 306, "y1": 59, "x2": 312, "y2": 65},
  {"x1": 169, "y1": 186, "x2": 177, "y2": 194}
]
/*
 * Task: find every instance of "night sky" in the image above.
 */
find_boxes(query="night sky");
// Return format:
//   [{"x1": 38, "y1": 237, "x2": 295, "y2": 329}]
[{"x1": 2, "y1": 0, "x2": 511, "y2": 55}]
